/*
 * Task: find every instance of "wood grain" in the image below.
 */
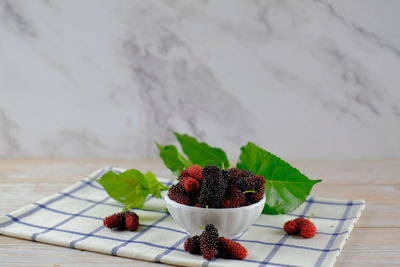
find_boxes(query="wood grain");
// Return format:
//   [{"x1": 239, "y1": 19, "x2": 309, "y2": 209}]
[{"x1": 0, "y1": 158, "x2": 399, "y2": 266}]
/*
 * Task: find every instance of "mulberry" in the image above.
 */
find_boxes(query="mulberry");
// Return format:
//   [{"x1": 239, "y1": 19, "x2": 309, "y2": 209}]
[
  {"x1": 125, "y1": 211, "x2": 139, "y2": 231},
  {"x1": 300, "y1": 222, "x2": 316, "y2": 239},
  {"x1": 283, "y1": 220, "x2": 298, "y2": 234},
  {"x1": 198, "y1": 166, "x2": 227, "y2": 208},
  {"x1": 221, "y1": 186, "x2": 246, "y2": 208},
  {"x1": 184, "y1": 235, "x2": 201, "y2": 254},
  {"x1": 168, "y1": 184, "x2": 190, "y2": 205},
  {"x1": 200, "y1": 224, "x2": 219, "y2": 260},
  {"x1": 227, "y1": 168, "x2": 252, "y2": 181},
  {"x1": 284, "y1": 217, "x2": 317, "y2": 239},
  {"x1": 179, "y1": 165, "x2": 203, "y2": 180},
  {"x1": 103, "y1": 212, "x2": 125, "y2": 230},
  {"x1": 294, "y1": 217, "x2": 313, "y2": 227},
  {"x1": 179, "y1": 177, "x2": 200, "y2": 193},
  {"x1": 244, "y1": 176, "x2": 265, "y2": 203},
  {"x1": 218, "y1": 237, "x2": 248, "y2": 260},
  {"x1": 234, "y1": 177, "x2": 248, "y2": 192}
]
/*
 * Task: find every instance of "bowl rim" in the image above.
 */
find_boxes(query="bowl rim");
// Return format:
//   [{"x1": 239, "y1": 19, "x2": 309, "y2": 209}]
[{"x1": 164, "y1": 193, "x2": 266, "y2": 212}]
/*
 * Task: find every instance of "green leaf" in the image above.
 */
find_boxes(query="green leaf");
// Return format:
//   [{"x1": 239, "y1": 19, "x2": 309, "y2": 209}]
[
  {"x1": 156, "y1": 143, "x2": 191, "y2": 175},
  {"x1": 97, "y1": 169, "x2": 168, "y2": 210},
  {"x1": 174, "y1": 133, "x2": 230, "y2": 168},
  {"x1": 120, "y1": 169, "x2": 148, "y2": 193},
  {"x1": 237, "y1": 142, "x2": 321, "y2": 214},
  {"x1": 144, "y1": 171, "x2": 169, "y2": 198}
]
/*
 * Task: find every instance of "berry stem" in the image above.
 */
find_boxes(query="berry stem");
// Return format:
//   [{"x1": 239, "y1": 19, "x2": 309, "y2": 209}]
[{"x1": 307, "y1": 213, "x2": 315, "y2": 220}]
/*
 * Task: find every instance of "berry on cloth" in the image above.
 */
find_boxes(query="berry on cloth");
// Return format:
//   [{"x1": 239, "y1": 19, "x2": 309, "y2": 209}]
[
  {"x1": 184, "y1": 235, "x2": 201, "y2": 255},
  {"x1": 183, "y1": 224, "x2": 247, "y2": 260},
  {"x1": 103, "y1": 212, "x2": 125, "y2": 230},
  {"x1": 283, "y1": 217, "x2": 316, "y2": 238},
  {"x1": 283, "y1": 220, "x2": 298, "y2": 234},
  {"x1": 200, "y1": 224, "x2": 219, "y2": 260},
  {"x1": 299, "y1": 221, "x2": 316, "y2": 238},
  {"x1": 125, "y1": 211, "x2": 139, "y2": 231},
  {"x1": 218, "y1": 237, "x2": 248, "y2": 260},
  {"x1": 103, "y1": 211, "x2": 140, "y2": 231},
  {"x1": 294, "y1": 217, "x2": 313, "y2": 227}
]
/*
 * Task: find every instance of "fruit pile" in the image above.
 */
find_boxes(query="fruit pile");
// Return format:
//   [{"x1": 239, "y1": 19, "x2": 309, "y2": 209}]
[
  {"x1": 168, "y1": 165, "x2": 265, "y2": 208},
  {"x1": 103, "y1": 211, "x2": 139, "y2": 231},
  {"x1": 283, "y1": 217, "x2": 316, "y2": 239},
  {"x1": 184, "y1": 224, "x2": 247, "y2": 260}
]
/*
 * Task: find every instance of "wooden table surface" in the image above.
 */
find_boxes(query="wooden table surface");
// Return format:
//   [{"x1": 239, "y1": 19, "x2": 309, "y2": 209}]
[{"x1": 0, "y1": 158, "x2": 399, "y2": 266}]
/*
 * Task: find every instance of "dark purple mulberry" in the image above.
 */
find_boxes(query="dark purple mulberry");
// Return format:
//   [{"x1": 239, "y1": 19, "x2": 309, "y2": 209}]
[
  {"x1": 200, "y1": 224, "x2": 219, "y2": 260},
  {"x1": 184, "y1": 235, "x2": 201, "y2": 254},
  {"x1": 234, "y1": 177, "x2": 248, "y2": 191},
  {"x1": 198, "y1": 166, "x2": 227, "y2": 208},
  {"x1": 227, "y1": 168, "x2": 252, "y2": 181},
  {"x1": 244, "y1": 175, "x2": 265, "y2": 203},
  {"x1": 221, "y1": 186, "x2": 246, "y2": 208},
  {"x1": 221, "y1": 169, "x2": 231, "y2": 184},
  {"x1": 168, "y1": 184, "x2": 190, "y2": 205}
]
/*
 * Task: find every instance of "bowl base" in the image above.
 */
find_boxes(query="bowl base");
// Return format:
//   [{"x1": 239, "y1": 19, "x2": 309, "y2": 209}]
[
  {"x1": 228, "y1": 231, "x2": 244, "y2": 240},
  {"x1": 186, "y1": 231, "x2": 244, "y2": 240}
]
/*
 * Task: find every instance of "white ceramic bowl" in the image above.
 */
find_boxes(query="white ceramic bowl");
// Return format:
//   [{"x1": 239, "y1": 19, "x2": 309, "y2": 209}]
[{"x1": 164, "y1": 194, "x2": 266, "y2": 239}]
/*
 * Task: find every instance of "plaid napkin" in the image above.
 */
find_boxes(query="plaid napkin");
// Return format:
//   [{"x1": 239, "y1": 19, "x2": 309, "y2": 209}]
[{"x1": 0, "y1": 167, "x2": 364, "y2": 267}]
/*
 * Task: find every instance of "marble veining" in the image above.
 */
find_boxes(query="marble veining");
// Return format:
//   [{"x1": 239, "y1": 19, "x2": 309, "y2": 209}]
[
  {"x1": 0, "y1": 0, "x2": 38, "y2": 38},
  {"x1": 0, "y1": 109, "x2": 21, "y2": 156},
  {"x1": 0, "y1": 0, "x2": 399, "y2": 158}
]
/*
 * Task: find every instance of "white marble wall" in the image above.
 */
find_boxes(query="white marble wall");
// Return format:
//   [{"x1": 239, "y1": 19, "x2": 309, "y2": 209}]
[{"x1": 0, "y1": 0, "x2": 399, "y2": 159}]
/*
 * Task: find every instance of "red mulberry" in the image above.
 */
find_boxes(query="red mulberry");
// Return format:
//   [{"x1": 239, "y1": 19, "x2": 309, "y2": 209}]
[
  {"x1": 218, "y1": 237, "x2": 248, "y2": 260},
  {"x1": 125, "y1": 211, "x2": 139, "y2": 231},
  {"x1": 179, "y1": 165, "x2": 203, "y2": 180},
  {"x1": 179, "y1": 177, "x2": 200, "y2": 193},
  {"x1": 284, "y1": 217, "x2": 317, "y2": 239},
  {"x1": 103, "y1": 212, "x2": 125, "y2": 230},
  {"x1": 283, "y1": 220, "x2": 298, "y2": 234}
]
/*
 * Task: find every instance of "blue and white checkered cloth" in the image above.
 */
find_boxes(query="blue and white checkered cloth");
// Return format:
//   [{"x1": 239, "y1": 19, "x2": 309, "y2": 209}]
[{"x1": 0, "y1": 167, "x2": 364, "y2": 267}]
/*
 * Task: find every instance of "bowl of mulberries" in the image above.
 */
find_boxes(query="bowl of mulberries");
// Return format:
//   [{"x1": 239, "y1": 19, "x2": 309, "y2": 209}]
[{"x1": 164, "y1": 165, "x2": 266, "y2": 239}]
